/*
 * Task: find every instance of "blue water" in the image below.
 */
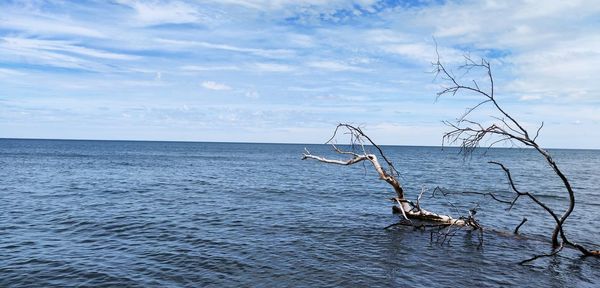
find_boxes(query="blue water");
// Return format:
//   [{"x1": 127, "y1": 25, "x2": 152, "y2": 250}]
[{"x1": 1, "y1": 139, "x2": 599, "y2": 287}]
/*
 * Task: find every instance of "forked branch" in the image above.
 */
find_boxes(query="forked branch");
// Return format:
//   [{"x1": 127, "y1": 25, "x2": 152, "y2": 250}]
[
  {"x1": 435, "y1": 51, "x2": 600, "y2": 262},
  {"x1": 302, "y1": 123, "x2": 475, "y2": 228}
]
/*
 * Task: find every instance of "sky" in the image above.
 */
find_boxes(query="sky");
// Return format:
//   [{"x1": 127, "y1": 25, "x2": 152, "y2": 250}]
[{"x1": 0, "y1": 0, "x2": 599, "y2": 148}]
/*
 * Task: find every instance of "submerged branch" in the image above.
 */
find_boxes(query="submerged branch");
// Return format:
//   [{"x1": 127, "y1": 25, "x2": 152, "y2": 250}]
[
  {"x1": 303, "y1": 123, "x2": 474, "y2": 228},
  {"x1": 434, "y1": 48, "x2": 600, "y2": 262}
]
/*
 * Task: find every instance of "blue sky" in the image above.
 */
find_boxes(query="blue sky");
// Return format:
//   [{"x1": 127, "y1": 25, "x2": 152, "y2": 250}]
[{"x1": 1, "y1": 0, "x2": 599, "y2": 148}]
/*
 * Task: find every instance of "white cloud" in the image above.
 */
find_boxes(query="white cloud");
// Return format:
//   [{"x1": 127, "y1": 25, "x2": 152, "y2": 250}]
[
  {"x1": 155, "y1": 38, "x2": 295, "y2": 58},
  {"x1": 379, "y1": 41, "x2": 465, "y2": 64},
  {"x1": 181, "y1": 65, "x2": 241, "y2": 71},
  {"x1": 0, "y1": 42, "x2": 92, "y2": 70},
  {"x1": 0, "y1": 68, "x2": 26, "y2": 76},
  {"x1": 2, "y1": 0, "x2": 600, "y2": 147},
  {"x1": 364, "y1": 29, "x2": 410, "y2": 43},
  {"x1": 286, "y1": 33, "x2": 316, "y2": 48},
  {"x1": 519, "y1": 95, "x2": 542, "y2": 101},
  {"x1": 307, "y1": 61, "x2": 368, "y2": 72},
  {"x1": 383, "y1": 43, "x2": 437, "y2": 61},
  {"x1": 201, "y1": 81, "x2": 232, "y2": 90},
  {"x1": 185, "y1": 62, "x2": 294, "y2": 73},
  {"x1": 314, "y1": 94, "x2": 368, "y2": 102},
  {"x1": 366, "y1": 0, "x2": 600, "y2": 104},
  {"x1": 1, "y1": 37, "x2": 139, "y2": 61},
  {"x1": 253, "y1": 63, "x2": 295, "y2": 72},
  {"x1": 208, "y1": 0, "x2": 378, "y2": 11},
  {"x1": 0, "y1": 16, "x2": 106, "y2": 38},
  {"x1": 245, "y1": 90, "x2": 259, "y2": 99},
  {"x1": 505, "y1": 33, "x2": 600, "y2": 101},
  {"x1": 117, "y1": 0, "x2": 201, "y2": 25}
]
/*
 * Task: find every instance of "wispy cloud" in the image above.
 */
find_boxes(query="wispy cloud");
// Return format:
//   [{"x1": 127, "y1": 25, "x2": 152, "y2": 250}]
[
  {"x1": 155, "y1": 38, "x2": 295, "y2": 58},
  {"x1": 307, "y1": 61, "x2": 369, "y2": 72},
  {"x1": 0, "y1": 68, "x2": 26, "y2": 76},
  {"x1": 253, "y1": 63, "x2": 295, "y2": 72},
  {"x1": 207, "y1": 0, "x2": 379, "y2": 12},
  {"x1": 244, "y1": 90, "x2": 259, "y2": 99},
  {"x1": 1, "y1": 0, "x2": 599, "y2": 147},
  {"x1": 0, "y1": 36, "x2": 140, "y2": 73},
  {"x1": 181, "y1": 65, "x2": 241, "y2": 71},
  {"x1": 2, "y1": 37, "x2": 139, "y2": 61},
  {"x1": 184, "y1": 63, "x2": 294, "y2": 73},
  {"x1": 202, "y1": 81, "x2": 232, "y2": 91},
  {"x1": 519, "y1": 95, "x2": 542, "y2": 101},
  {"x1": 0, "y1": 16, "x2": 106, "y2": 38},
  {"x1": 382, "y1": 43, "x2": 464, "y2": 63},
  {"x1": 116, "y1": 0, "x2": 202, "y2": 26}
]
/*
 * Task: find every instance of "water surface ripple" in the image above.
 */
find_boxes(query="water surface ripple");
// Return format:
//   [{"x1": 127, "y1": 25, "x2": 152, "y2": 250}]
[{"x1": 1, "y1": 140, "x2": 599, "y2": 287}]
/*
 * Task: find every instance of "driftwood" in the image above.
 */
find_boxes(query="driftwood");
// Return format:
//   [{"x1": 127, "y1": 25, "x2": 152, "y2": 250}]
[
  {"x1": 302, "y1": 124, "x2": 479, "y2": 230},
  {"x1": 301, "y1": 51, "x2": 599, "y2": 264},
  {"x1": 433, "y1": 50, "x2": 600, "y2": 263}
]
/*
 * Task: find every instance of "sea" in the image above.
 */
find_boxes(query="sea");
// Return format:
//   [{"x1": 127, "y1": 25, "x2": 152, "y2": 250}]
[{"x1": 1, "y1": 139, "x2": 599, "y2": 287}]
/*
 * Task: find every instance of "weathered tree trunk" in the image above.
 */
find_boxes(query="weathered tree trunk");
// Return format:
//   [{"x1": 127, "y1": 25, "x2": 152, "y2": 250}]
[{"x1": 302, "y1": 124, "x2": 469, "y2": 227}]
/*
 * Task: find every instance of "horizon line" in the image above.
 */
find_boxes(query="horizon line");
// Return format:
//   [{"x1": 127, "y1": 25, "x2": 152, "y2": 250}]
[{"x1": 1, "y1": 137, "x2": 597, "y2": 151}]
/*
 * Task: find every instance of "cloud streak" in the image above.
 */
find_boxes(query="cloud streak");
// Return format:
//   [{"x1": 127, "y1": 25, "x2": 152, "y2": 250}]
[
  {"x1": 0, "y1": 0, "x2": 599, "y2": 147},
  {"x1": 202, "y1": 81, "x2": 232, "y2": 91},
  {"x1": 2, "y1": 37, "x2": 139, "y2": 60},
  {"x1": 307, "y1": 61, "x2": 369, "y2": 72},
  {"x1": 155, "y1": 39, "x2": 295, "y2": 58},
  {"x1": 118, "y1": 0, "x2": 201, "y2": 25}
]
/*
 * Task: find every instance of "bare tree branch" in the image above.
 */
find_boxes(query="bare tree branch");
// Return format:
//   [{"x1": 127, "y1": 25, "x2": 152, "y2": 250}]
[
  {"x1": 435, "y1": 49, "x2": 600, "y2": 261},
  {"x1": 514, "y1": 218, "x2": 528, "y2": 235},
  {"x1": 302, "y1": 123, "x2": 474, "y2": 227}
]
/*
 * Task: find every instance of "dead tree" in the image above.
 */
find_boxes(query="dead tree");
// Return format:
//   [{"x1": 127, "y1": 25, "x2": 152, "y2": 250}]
[
  {"x1": 302, "y1": 124, "x2": 481, "y2": 230},
  {"x1": 300, "y1": 53, "x2": 598, "y2": 263},
  {"x1": 433, "y1": 52, "x2": 600, "y2": 262}
]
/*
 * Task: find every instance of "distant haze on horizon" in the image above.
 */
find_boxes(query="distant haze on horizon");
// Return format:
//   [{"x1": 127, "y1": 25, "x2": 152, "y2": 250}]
[{"x1": 1, "y1": 1, "x2": 599, "y2": 149}]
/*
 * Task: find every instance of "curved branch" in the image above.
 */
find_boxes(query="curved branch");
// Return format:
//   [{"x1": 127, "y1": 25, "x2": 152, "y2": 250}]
[
  {"x1": 435, "y1": 48, "x2": 599, "y2": 261},
  {"x1": 304, "y1": 124, "x2": 405, "y2": 200},
  {"x1": 303, "y1": 123, "x2": 471, "y2": 227}
]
